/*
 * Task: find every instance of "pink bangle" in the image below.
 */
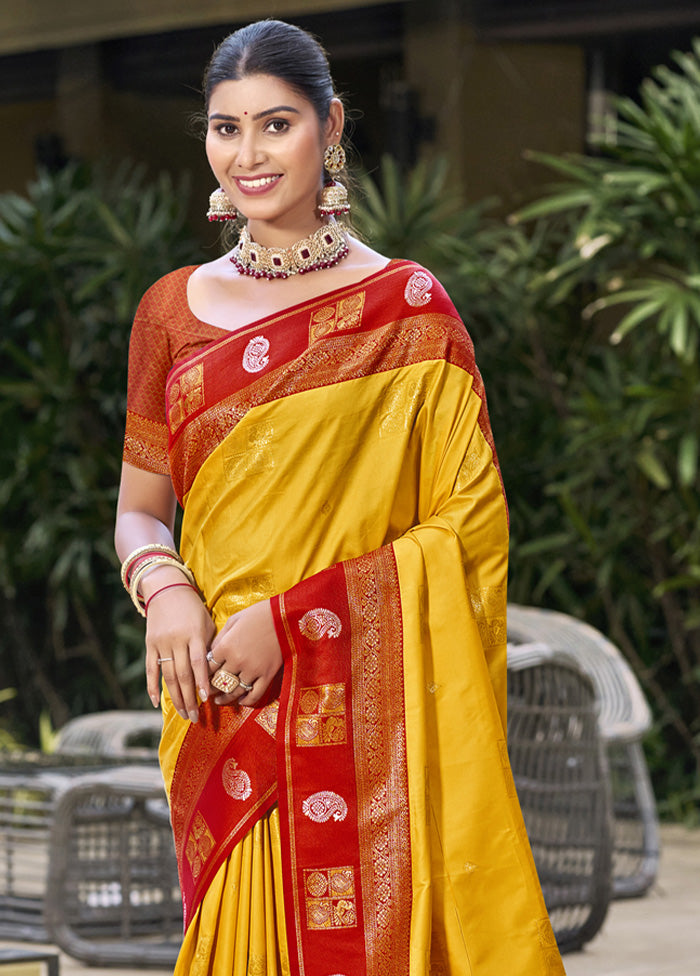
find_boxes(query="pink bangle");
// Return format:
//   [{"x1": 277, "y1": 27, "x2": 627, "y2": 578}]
[{"x1": 144, "y1": 582, "x2": 199, "y2": 616}]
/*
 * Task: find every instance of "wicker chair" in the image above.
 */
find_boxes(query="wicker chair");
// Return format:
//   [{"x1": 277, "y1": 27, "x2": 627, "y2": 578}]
[
  {"x1": 44, "y1": 765, "x2": 181, "y2": 968},
  {"x1": 0, "y1": 753, "x2": 180, "y2": 966},
  {"x1": 507, "y1": 604, "x2": 660, "y2": 898},
  {"x1": 54, "y1": 710, "x2": 162, "y2": 760},
  {"x1": 507, "y1": 641, "x2": 613, "y2": 951},
  {"x1": 0, "y1": 754, "x2": 124, "y2": 942}
]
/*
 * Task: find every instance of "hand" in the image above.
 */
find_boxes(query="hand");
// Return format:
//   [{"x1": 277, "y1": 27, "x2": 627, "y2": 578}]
[
  {"x1": 207, "y1": 599, "x2": 282, "y2": 708},
  {"x1": 144, "y1": 570, "x2": 216, "y2": 722}
]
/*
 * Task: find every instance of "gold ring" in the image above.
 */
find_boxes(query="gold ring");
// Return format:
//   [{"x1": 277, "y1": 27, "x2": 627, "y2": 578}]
[{"x1": 210, "y1": 669, "x2": 240, "y2": 694}]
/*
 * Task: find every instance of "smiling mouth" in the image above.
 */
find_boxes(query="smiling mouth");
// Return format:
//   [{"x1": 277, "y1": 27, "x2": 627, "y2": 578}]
[{"x1": 235, "y1": 175, "x2": 282, "y2": 191}]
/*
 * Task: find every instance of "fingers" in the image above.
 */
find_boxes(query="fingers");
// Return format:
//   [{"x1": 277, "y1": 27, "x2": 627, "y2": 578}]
[
  {"x1": 189, "y1": 637, "x2": 211, "y2": 705},
  {"x1": 145, "y1": 649, "x2": 162, "y2": 707},
  {"x1": 144, "y1": 593, "x2": 216, "y2": 722},
  {"x1": 158, "y1": 644, "x2": 200, "y2": 722},
  {"x1": 210, "y1": 615, "x2": 236, "y2": 653},
  {"x1": 212, "y1": 680, "x2": 262, "y2": 708},
  {"x1": 147, "y1": 638, "x2": 208, "y2": 722}
]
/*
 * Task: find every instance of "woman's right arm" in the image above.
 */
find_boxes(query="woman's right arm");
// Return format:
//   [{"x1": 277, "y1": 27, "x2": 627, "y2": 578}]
[{"x1": 115, "y1": 462, "x2": 215, "y2": 721}]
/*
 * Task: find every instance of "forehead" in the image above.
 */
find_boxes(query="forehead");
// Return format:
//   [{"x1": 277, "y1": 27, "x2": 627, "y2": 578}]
[{"x1": 207, "y1": 74, "x2": 311, "y2": 114}]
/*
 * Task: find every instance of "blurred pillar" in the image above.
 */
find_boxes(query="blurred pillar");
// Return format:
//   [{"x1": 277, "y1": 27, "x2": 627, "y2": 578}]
[
  {"x1": 404, "y1": 0, "x2": 585, "y2": 206},
  {"x1": 56, "y1": 43, "x2": 102, "y2": 161}
]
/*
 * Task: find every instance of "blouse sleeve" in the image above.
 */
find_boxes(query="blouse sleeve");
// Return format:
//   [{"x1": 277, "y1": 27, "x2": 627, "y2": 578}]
[{"x1": 122, "y1": 279, "x2": 174, "y2": 475}]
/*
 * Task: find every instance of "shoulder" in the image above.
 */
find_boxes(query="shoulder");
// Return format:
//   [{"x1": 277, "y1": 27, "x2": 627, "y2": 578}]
[
  {"x1": 385, "y1": 259, "x2": 456, "y2": 314},
  {"x1": 370, "y1": 260, "x2": 464, "y2": 341},
  {"x1": 135, "y1": 265, "x2": 199, "y2": 318},
  {"x1": 368, "y1": 260, "x2": 476, "y2": 369},
  {"x1": 131, "y1": 266, "x2": 201, "y2": 351}
]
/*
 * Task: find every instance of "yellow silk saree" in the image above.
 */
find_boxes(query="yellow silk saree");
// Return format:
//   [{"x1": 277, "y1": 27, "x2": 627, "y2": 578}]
[{"x1": 123, "y1": 260, "x2": 566, "y2": 976}]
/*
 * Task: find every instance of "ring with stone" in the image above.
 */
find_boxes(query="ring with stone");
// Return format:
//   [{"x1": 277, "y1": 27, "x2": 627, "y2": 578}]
[
  {"x1": 210, "y1": 669, "x2": 240, "y2": 694},
  {"x1": 206, "y1": 650, "x2": 221, "y2": 667},
  {"x1": 238, "y1": 678, "x2": 254, "y2": 693}
]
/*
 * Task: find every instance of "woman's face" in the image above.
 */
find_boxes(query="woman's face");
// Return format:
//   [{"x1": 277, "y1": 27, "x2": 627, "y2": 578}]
[{"x1": 206, "y1": 73, "x2": 343, "y2": 245}]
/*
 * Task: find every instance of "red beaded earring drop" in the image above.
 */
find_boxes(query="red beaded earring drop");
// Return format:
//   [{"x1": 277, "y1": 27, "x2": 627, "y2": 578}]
[{"x1": 207, "y1": 187, "x2": 238, "y2": 221}]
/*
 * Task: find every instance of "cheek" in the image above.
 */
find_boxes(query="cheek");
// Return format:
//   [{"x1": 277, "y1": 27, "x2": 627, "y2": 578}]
[
  {"x1": 295, "y1": 134, "x2": 324, "y2": 181},
  {"x1": 205, "y1": 137, "x2": 225, "y2": 175}
]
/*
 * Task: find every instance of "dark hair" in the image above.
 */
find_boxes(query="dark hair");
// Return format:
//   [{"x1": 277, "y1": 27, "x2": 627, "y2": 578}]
[{"x1": 203, "y1": 20, "x2": 335, "y2": 123}]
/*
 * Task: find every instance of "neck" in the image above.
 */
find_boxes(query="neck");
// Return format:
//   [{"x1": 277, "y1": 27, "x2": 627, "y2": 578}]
[{"x1": 246, "y1": 217, "x2": 327, "y2": 249}]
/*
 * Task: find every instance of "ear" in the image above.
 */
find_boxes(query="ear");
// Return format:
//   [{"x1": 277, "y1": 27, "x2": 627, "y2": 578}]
[{"x1": 325, "y1": 98, "x2": 345, "y2": 144}]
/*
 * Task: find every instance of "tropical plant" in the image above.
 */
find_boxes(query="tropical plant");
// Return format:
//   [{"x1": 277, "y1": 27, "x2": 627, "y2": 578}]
[
  {"x1": 502, "y1": 42, "x2": 700, "y2": 809},
  {"x1": 0, "y1": 161, "x2": 202, "y2": 746},
  {"x1": 355, "y1": 44, "x2": 700, "y2": 811},
  {"x1": 353, "y1": 154, "x2": 496, "y2": 299},
  {"x1": 511, "y1": 38, "x2": 700, "y2": 371}
]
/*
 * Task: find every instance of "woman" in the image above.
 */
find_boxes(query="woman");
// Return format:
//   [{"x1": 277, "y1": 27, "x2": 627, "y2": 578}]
[{"x1": 115, "y1": 19, "x2": 566, "y2": 976}]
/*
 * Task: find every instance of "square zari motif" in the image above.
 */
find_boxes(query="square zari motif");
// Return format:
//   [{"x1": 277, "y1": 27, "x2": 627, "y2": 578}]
[
  {"x1": 304, "y1": 866, "x2": 357, "y2": 929},
  {"x1": 296, "y1": 683, "x2": 346, "y2": 747},
  {"x1": 309, "y1": 293, "x2": 365, "y2": 342}
]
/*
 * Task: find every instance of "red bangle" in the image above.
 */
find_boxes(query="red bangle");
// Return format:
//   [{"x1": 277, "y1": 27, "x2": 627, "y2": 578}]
[{"x1": 144, "y1": 582, "x2": 199, "y2": 616}]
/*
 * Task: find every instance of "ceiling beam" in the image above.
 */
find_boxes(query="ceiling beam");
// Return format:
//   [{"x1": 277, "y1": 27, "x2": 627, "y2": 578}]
[{"x1": 0, "y1": 0, "x2": 403, "y2": 56}]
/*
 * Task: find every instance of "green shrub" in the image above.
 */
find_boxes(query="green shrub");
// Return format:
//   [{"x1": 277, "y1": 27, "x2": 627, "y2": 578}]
[
  {"x1": 0, "y1": 161, "x2": 201, "y2": 744},
  {"x1": 355, "y1": 43, "x2": 700, "y2": 813}
]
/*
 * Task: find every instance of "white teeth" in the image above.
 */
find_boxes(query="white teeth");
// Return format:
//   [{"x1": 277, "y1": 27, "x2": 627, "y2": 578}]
[{"x1": 238, "y1": 176, "x2": 279, "y2": 188}]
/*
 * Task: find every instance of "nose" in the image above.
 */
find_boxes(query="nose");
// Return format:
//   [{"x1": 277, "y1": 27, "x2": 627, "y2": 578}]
[{"x1": 235, "y1": 129, "x2": 264, "y2": 170}]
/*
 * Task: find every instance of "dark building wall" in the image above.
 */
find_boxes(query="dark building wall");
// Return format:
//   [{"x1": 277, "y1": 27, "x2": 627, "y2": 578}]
[{"x1": 13, "y1": 1, "x2": 700, "y2": 232}]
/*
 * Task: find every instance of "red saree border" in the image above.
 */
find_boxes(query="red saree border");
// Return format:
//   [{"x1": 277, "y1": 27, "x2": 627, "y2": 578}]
[
  {"x1": 169, "y1": 698, "x2": 279, "y2": 930},
  {"x1": 272, "y1": 547, "x2": 411, "y2": 976},
  {"x1": 168, "y1": 305, "x2": 495, "y2": 506},
  {"x1": 345, "y1": 549, "x2": 412, "y2": 975},
  {"x1": 168, "y1": 258, "x2": 412, "y2": 379}
]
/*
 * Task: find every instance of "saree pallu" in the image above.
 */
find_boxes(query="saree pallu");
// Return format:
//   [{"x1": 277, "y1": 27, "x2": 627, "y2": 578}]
[{"x1": 150, "y1": 260, "x2": 566, "y2": 976}]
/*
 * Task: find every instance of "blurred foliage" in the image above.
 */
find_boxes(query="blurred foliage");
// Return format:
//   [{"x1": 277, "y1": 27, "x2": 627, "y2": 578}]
[
  {"x1": 355, "y1": 41, "x2": 700, "y2": 813},
  {"x1": 0, "y1": 161, "x2": 202, "y2": 746}
]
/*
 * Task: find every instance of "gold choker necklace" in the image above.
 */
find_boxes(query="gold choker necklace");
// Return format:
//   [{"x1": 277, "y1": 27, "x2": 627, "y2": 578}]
[{"x1": 230, "y1": 223, "x2": 349, "y2": 280}]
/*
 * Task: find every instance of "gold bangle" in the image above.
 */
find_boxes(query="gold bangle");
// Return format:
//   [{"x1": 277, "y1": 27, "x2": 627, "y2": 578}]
[
  {"x1": 130, "y1": 556, "x2": 195, "y2": 598},
  {"x1": 129, "y1": 557, "x2": 196, "y2": 617},
  {"x1": 120, "y1": 543, "x2": 181, "y2": 589}
]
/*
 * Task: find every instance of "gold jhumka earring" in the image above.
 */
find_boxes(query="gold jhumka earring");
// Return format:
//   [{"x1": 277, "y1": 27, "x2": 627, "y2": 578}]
[{"x1": 319, "y1": 144, "x2": 350, "y2": 217}]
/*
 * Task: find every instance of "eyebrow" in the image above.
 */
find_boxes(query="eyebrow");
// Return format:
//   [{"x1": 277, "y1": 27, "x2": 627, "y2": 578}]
[{"x1": 209, "y1": 105, "x2": 301, "y2": 123}]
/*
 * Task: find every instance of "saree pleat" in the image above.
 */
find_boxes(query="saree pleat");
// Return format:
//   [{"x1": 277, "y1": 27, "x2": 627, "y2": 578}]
[{"x1": 174, "y1": 807, "x2": 289, "y2": 976}]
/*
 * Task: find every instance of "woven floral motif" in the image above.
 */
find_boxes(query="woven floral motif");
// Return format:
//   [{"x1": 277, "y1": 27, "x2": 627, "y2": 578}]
[
  {"x1": 255, "y1": 700, "x2": 280, "y2": 737},
  {"x1": 242, "y1": 335, "x2": 270, "y2": 373},
  {"x1": 185, "y1": 811, "x2": 215, "y2": 880},
  {"x1": 468, "y1": 580, "x2": 507, "y2": 649},
  {"x1": 299, "y1": 607, "x2": 342, "y2": 641},
  {"x1": 167, "y1": 362, "x2": 204, "y2": 433},
  {"x1": 309, "y1": 292, "x2": 365, "y2": 342},
  {"x1": 296, "y1": 684, "x2": 347, "y2": 747},
  {"x1": 221, "y1": 758, "x2": 252, "y2": 801},
  {"x1": 302, "y1": 790, "x2": 348, "y2": 823},
  {"x1": 404, "y1": 269, "x2": 433, "y2": 307}
]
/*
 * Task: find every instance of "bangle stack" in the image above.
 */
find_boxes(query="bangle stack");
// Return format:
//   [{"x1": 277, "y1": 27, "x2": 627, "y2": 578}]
[{"x1": 121, "y1": 544, "x2": 198, "y2": 617}]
